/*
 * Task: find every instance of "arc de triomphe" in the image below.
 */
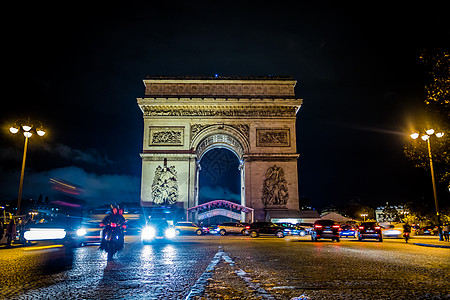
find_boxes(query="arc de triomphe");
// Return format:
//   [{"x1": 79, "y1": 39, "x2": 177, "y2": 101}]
[{"x1": 137, "y1": 76, "x2": 303, "y2": 222}]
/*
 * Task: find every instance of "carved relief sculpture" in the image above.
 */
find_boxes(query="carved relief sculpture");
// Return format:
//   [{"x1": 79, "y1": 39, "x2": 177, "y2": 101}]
[
  {"x1": 151, "y1": 161, "x2": 179, "y2": 205},
  {"x1": 262, "y1": 165, "x2": 289, "y2": 206},
  {"x1": 149, "y1": 126, "x2": 184, "y2": 146},
  {"x1": 257, "y1": 128, "x2": 290, "y2": 147}
]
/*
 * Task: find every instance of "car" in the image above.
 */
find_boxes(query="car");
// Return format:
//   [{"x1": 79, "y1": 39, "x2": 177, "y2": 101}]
[
  {"x1": 296, "y1": 222, "x2": 314, "y2": 235},
  {"x1": 340, "y1": 224, "x2": 357, "y2": 238},
  {"x1": 381, "y1": 224, "x2": 403, "y2": 238},
  {"x1": 141, "y1": 220, "x2": 176, "y2": 243},
  {"x1": 311, "y1": 220, "x2": 340, "y2": 242},
  {"x1": 74, "y1": 221, "x2": 102, "y2": 246},
  {"x1": 174, "y1": 222, "x2": 206, "y2": 235},
  {"x1": 417, "y1": 226, "x2": 438, "y2": 236},
  {"x1": 245, "y1": 222, "x2": 285, "y2": 238},
  {"x1": 358, "y1": 222, "x2": 383, "y2": 241},
  {"x1": 276, "y1": 222, "x2": 299, "y2": 236},
  {"x1": 217, "y1": 222, "x2": 249, "y2": 236}
]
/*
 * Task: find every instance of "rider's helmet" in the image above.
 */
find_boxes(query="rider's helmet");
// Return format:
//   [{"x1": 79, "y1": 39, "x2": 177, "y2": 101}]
[{"x1": 111, "y1": 204, "x2": 120, "y2": 215}]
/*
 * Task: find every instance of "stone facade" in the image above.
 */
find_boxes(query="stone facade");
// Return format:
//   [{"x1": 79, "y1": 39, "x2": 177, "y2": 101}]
[{"x1": 137, "y1": 76, "x2": 302, "y2": 222}]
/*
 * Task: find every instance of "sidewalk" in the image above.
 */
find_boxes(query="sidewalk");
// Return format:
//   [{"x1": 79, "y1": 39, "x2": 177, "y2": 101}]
[{"x1": 410, "y1": 235, "x2": 450, "y2": 249}]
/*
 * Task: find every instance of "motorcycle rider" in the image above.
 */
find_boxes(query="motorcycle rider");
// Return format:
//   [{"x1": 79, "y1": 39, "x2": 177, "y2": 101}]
[
  {"x1": 99, "y1": 204, "x2": 126, "y2": 251},
  {"x1": 403, "y1": 223, "x2": 411, "y2": 243}
]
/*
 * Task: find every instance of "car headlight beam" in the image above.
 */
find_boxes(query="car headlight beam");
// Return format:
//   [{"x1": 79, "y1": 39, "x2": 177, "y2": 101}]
[
  {"x1": 165, "y1": 228, "x2": 176, "y2": 239},
  {"x1": 141, "y1": 226, "x2": 156, "y2": 240},
  {"x1": 76, "y1": 228, "x2": 87, "y2": 237}
]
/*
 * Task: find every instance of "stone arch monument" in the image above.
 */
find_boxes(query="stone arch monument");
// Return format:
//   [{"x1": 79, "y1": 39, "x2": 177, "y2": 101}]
[{"x1": 137, "y1": 76, "x2": 303, "y2": 222}]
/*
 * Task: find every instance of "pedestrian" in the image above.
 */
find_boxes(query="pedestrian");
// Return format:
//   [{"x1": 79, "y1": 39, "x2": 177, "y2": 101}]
[
  {"x1": 0, "y1": 220, "x2": 4, "y2": 242},
  {"x1": 6, "y1": 218, "x2": 17, "y2": 247},
  {"x1": 443, "y1": 224, "x2": 450, "y2": 242}
]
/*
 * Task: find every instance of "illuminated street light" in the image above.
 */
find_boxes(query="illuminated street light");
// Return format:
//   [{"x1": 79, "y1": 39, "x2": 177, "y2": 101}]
[
  {"x1": 361, "y1": 213, "x2": 368, "y2": 222},
  {"x1": 410, "y1": 128, "x2": 445, "y2": 241},
  {"x1": 9, "y1": 118, "x2": 46, "y2": 215}
]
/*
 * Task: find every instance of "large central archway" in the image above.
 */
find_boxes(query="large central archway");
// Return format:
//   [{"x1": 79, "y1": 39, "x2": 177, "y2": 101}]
[{"x1": 138, "y1": 76, "x2": 302, "y2": 222}]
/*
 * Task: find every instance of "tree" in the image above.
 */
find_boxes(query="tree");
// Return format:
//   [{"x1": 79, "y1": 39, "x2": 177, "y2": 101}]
[{"x1": 404, "y1": 49, "x2": 450, "y2": 188}]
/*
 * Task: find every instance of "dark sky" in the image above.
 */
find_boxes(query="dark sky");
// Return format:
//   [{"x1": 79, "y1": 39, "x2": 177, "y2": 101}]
[{"x1": 1, "y1": 2, "x2": 448, "y2": 209}]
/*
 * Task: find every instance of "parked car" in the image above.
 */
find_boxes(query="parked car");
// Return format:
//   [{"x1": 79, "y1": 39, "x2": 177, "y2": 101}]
[
  {"x1": 174, "y1": 222, "x2": 206, "y2": 235},
  {"x1": 311, "y1": 220, "x2": 340, "y2": 242},
  {"x1": 340, "y1": 224, "x2": 357, "y2": 238},
  {"x1": 245, "y1": 222, "x2": 285, "y2": 238},
  {"x1": 358, "y1": 222, "x2": 383, "y2": 241},
  {"x1": 416, "y1": 226, "x2": 439, "y2": 236},
  {"x1": 217, "y1": 222, "x2": 249, "y2": 236},
  {"x1": 141, "y1": 220, "x2": 176, "y2": 243}
]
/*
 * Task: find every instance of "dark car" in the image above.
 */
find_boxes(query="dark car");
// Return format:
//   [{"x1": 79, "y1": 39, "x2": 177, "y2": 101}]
[
  {"x1": 311, "y1": 220, "x2": 340, "y2": 242},
  {"x1": 141, "y1": 220, "x2": 176, "y2": 243},
  {"x1": 340, "y1": 224, "x2": 357, "y2": 238},
  {"x1": 358, "y1": 222, "x2": 383, "y2": 242},
  {"x1": 245, "y1": 222, "x2": 285, "y2": 238}
]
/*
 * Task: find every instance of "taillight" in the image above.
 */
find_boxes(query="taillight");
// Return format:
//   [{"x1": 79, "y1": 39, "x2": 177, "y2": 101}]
[
  {"x1": 314, "y1": 225, "x2": 322, "y2": 229},
  {"x1": 245, "y1": 226, "x2": 250, "y2": 229},
  {"x1": 359, "y1": 226, "x2": 364, "y2": 230},
  {"x1": 110, "y1": 223, "x2": 117, "y2": 227},
  {"x1": 375, "y1": 226, "x2": 380, "y2": 230},
  {"x1": 332, "y1": 225, "x2": 340, "y2": 229},
  {"x1": 351, "y1": 229, "x2": 355, "y2": 231}
]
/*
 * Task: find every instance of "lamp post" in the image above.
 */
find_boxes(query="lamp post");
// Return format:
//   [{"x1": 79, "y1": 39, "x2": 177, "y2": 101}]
[
  {"x1": 9, "y1": 118, "x2": 46, "y2": 215},
  {"x1": 410, "y1": 128, "x2": 444, "y2": 241},
  {"x1": 361, "y1": 213, "x2": 368, "y2": 222}
]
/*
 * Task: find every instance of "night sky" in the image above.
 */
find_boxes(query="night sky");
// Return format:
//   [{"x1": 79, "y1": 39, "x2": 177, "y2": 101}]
[{"x1": 1, "y1": 2, "x2": 448, "y2": 210}]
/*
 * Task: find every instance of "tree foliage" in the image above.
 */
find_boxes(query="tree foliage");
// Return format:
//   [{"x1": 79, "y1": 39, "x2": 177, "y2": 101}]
[{"x1": 404, "y1": 49, "x2": 450, "y2": 188}]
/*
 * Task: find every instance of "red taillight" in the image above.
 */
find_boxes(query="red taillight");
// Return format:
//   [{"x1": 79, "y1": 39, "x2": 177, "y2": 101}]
[
  {"x1": 375, "y1": 226, "x2": 380, "y2": 230},
  {"x1": 314, "y1": 225, "x2": 322, "y2": 229},
  {"x1": 245, "y1": 226, "x2": 250, "y2": 229},
  {"x1": 332, "y1": 225, "x2": 340, "y2": 229},
  {"x1": 351, "y1": 229, "x2": 355, "y2": 231},
  {"x1": 359, "y1": 226, "x2": 364, "y2": 230},
  {"x1": 110, "y1": 223, "x2": 117, "y2": 227}
]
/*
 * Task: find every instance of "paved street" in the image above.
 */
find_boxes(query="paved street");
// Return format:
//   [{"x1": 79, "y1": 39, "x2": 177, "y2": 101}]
[{"x1": 0, "y1": 235, "x2": 449, "y2": 299}]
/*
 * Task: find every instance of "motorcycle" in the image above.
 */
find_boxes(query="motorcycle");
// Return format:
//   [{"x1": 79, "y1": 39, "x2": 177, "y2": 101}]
[
  {"x1": 403, "y1": 231, "x2": 410, "y2": 243},
  {"x1": 102, "y1": 222, "x2": 124, "y2": 260}
]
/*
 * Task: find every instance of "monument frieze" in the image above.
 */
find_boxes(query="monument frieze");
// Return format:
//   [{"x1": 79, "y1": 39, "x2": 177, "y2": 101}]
[{"x1": 141, "y1": 106, "x2": 297, "y2": 118}]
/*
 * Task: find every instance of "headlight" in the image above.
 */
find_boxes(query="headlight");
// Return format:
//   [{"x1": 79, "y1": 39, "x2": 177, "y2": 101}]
[
  {"x1": 24, "y1": 228, "x2": 67, "y2": 240},
  {"x1": 165, "y1": 228, "x2": 176, "y2": 239},
  {"x1": 141, "y1": 226, "x2": 156, "y2": 240},
  {"x1": 76, "y1": 228, "x2": 87, "y2": 237}
]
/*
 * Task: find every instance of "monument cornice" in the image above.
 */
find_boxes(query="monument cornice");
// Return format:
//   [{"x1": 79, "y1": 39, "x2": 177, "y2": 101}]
[{"x1": 142, "y1": 78, "x2": 298, "y2": 98}]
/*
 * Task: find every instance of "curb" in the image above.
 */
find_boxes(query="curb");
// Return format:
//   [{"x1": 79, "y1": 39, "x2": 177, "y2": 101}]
[
  {"x1": 413, "y1": 243, "x2": 450, "y2": 249},
  {"x1": 0, "y1": 242, "x2": 37, "y2": 250}
]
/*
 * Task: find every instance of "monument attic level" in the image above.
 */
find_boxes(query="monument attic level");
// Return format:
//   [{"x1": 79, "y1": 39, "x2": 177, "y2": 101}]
[{"x1": 137, "y1": 76, "x2": 303, "y2": 223}]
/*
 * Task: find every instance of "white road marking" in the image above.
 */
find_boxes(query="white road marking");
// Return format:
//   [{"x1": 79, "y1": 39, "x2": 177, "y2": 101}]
[{"x1": 185, "y1": 247, "x2": 275, "y2": 300}]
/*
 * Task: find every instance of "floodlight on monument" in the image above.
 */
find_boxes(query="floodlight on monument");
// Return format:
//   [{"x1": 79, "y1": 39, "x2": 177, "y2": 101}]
[{"x1": 9, "y1": 118, "x2": 46, "y2": 215}]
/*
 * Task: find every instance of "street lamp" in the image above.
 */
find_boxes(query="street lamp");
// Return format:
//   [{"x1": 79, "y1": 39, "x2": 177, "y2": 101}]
[
  {"x1": 361, "y1": 213, "x2": 368, "y2": 222},
  {"x1": 9, "y1": 118, "x2": 46, "y2": 215},
  {"x1": 410, "y1": 128, "x2": 445, "y2": 241}
]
